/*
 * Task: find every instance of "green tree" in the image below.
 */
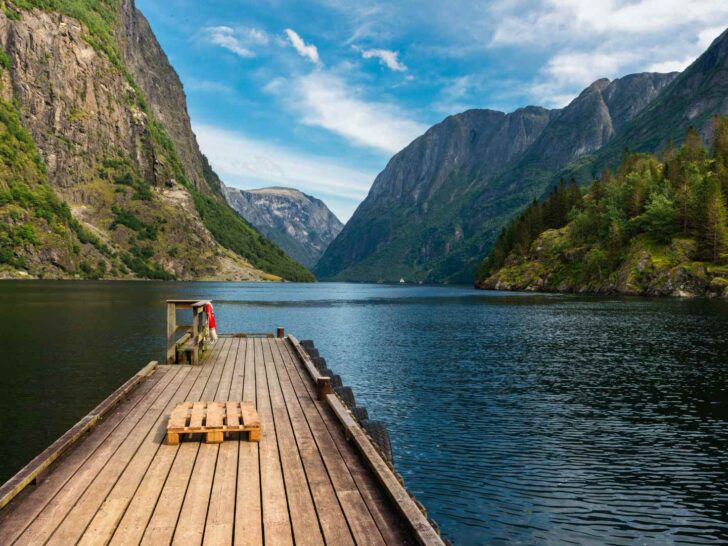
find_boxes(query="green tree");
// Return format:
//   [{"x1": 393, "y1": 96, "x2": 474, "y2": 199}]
[{"x1": 640, "y1": 184, "x2": 678, "y2": 244}]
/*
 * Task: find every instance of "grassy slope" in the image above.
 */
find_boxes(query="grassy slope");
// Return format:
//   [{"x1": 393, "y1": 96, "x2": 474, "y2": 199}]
[{"x1": 1, "y1": 0, "x2": 313, "y2": 281}]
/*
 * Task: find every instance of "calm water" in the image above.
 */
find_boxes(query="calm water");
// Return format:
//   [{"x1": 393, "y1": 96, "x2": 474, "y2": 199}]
[{"x1": 0, "y1": 281, "x2": 727, "y2": 545}]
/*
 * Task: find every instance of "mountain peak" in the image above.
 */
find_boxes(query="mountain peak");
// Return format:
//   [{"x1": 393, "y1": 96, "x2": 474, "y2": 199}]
[{"x1": 225, "y1": 185, "x2": 342, "y2": 268}]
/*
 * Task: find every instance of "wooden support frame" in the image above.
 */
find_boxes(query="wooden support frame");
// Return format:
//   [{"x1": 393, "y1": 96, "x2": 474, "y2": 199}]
[
  {"x1": 0, "y1": 361, "x2": 158, "y2": 510},
  {"x1": 166, "y1": 299, "x2": 211, "y2": 365}
]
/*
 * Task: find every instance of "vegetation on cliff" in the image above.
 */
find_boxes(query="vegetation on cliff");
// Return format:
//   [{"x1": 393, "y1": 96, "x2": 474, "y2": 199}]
[{"x1": 477, "y1": 121, "x2": 728, "y2": 298}]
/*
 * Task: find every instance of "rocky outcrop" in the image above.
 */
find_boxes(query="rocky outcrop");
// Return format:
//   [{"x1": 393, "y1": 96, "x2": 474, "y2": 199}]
[
  {"x1": 477, "y1": 231, "x2": 728, "y2": 299},
  {"x1": 225, "y1": 186, "x2": 343, "y2": 268}
]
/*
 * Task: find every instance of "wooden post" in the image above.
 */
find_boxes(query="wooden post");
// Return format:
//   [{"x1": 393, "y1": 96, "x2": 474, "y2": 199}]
[
  {"x1": 166, "y1": 302, "x2": 176, "y2": 364},
  {"x1": 316, "y1": 377, "x2": 332, "y2": 401},
  {"x1": 191, "y1": 307, "x2": 200, "y2": 365},
  {"x1": 276, "y1": 327, "x2": 285, "y2": 338}
]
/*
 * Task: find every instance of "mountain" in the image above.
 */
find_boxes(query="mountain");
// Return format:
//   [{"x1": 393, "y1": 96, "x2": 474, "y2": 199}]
[
  {"x1": 224, "y1": 186, "x2": 343, "y2": 268},
  {"x1": 314, "y1": 106, "x2": 557, "y2": 282},
  {"x1": 315, "y1": 35, "x2": 728, "y2": 283},
  {"x1": 0, "y1": 0, "x2": 312, "y2": 281}
]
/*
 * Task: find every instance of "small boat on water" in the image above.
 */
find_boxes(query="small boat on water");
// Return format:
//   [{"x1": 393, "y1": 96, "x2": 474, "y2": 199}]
[{"x1": 399, "y1": 277, "x2": 405, "y2": 284}]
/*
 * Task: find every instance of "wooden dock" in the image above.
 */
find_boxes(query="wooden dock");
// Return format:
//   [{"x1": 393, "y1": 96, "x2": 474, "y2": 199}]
[{"x1": 0, "y1": 325, "x2": 444, "y2": 545}]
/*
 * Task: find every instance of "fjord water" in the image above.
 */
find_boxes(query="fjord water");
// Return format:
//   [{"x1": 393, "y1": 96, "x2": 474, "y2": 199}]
[{"x1": 1, "y1": 282, "x2": 726, "y2": 545}]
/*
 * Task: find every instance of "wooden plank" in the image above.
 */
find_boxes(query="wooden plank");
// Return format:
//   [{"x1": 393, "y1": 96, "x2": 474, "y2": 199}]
[
  {"x1": 190, "y1": 402, "x2": 205, "y2": 429},
  {"x1": 269, "y1": 338, "x2": 355, "y2": 546},
  {"x1": 0, "y1": 361, "x2": 158, "y2": 511},
  {"x1": 0, "y1": 367, "x2": 168, "y2": 545},
  {"x1": 281, "y1": 341, "x2": 413, "y2": 545},
  {"x1": 206, "y1": 403, "x2": 224, "y2": 428},
  {"x1": 255, "y1": 337, "x2": 294, "y2": 546},
  {"x1": 171, "y1": 336, "x2": 239, "y2": 545},
  {"x1": 241, "y1": 401, "x2": 259, "y2": 427},
  {"x1": 46, "y1": 365, "x2": 197, "y2": 546},
  {"x1": 261, "y1": 338, "x2": 324, "y2": 546},
  {"x1": 169, "y1": 403, "x2": 190, "y2": 430},
  {"x1": 285, "y1": 338, "x2": 443, "y2": 546},
  {"x1": 13, "y1": 365, "x2": 184, "y2": 546},
  {"x1": 234, "y1": 338, "x2": 262, "y2": 546},
  {"x1": 276, "y1": 340, "x2": 387, "y2": 546},
  {"x1": 132, "y1": 338, "x2": 232, "y2": 546},
  {"x1": 225, "y1": 402, "x2": 239, "y2": 428},
  {"x1": 203, "y1": 339, "x2": 247, "y2": 546}
]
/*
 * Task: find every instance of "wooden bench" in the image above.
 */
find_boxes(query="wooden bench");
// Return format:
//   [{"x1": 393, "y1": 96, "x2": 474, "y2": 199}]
[{"x1": 166, "y1": 401, "x2": 261, "y2": 445}]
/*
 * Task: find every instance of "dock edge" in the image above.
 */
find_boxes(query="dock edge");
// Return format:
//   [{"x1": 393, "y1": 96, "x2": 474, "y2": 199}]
[{"x1": 0, "y1": 361, "x2": 158, "y2": 510}]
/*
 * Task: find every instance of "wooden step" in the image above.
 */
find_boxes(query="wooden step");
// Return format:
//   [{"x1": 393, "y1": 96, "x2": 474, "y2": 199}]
[{"x1": 166, "y1": 401, "x2": 261, "y2": 445}]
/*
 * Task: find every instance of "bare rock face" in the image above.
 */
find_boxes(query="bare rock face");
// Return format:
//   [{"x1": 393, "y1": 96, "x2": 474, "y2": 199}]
[
  {"x1": 115, "y1": 0, "x2": 214, "y2": 193},
  {"x1": 225, "y1": 186, "x2": 343, "y2": 268},
  {"x1": 0, "y1": 10, "x2": 150, "y2": 190}
]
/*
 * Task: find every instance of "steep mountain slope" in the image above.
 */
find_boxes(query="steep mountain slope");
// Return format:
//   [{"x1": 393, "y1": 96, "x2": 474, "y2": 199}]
[
  {"x1": 225, "y1": 186, "x2": 343, "y2": 268},
  {"x1": 560, "y1": 28, "x2": 728, "y2": 184},
  {"x1": 316, "y1": 71, "x2": 676, "y2": 283},
  {"x1": 0, "y1": 0, "x2": 311, "y2": 281}
]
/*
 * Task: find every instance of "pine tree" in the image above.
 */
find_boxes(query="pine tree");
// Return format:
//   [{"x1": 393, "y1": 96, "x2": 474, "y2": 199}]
[
  {"x1": 699, "y1": 178, "x2": 728, "y2": 262},
  {"x1": 680, "y1": 126, "x2": 707, "y2": 163}
]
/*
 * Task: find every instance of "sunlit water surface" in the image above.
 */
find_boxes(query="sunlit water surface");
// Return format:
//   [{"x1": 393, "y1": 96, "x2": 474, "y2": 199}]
[{"x1": 0, "y1": 281, "x2": 726, "y2": 545}]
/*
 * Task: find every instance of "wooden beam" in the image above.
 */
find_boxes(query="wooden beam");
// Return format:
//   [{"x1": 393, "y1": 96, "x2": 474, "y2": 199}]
[
  {"x1": 166, "y1": 303, "x2": 176, "y2": 364},
  {"x1": 316, "y1": 377, "x2": 332, "y2": 401},
  {"x1": 0, "y1": 361, "x2": 158, "y2": 510},
  {"x1": 325, "y1": 395, "x2": 445, "y2": 546},
  {"x1": 287, "y1": 335, "x2": 445, "y2": 546}
]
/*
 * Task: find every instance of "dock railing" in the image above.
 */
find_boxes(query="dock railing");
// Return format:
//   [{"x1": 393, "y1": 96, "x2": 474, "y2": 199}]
[{"x1": 166, "y1": 299, "x2": 211, "y2": 364}]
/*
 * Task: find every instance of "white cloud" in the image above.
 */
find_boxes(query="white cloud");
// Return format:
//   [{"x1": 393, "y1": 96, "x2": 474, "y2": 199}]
[
  {"x1": 203, "y1": 26, "x2": 269, "y2": 58},
  {"x1": 487, "y1": 1, "x2": 728, "y2": 107},
  {"x1": 645, "y1": 58, "x2": 693, "y2": 73},
  {"x1": 267, "y1": 71, "x2": 427, "y2": 154},
  {"x1": 360, "y1": 48, "x2": 407, "y2": 71},
  {"x1": 284, "y1": 29, "x2": 322, "y2": 67},
  {"x1": 194, "y1": 123, "x2": 375, "y2": 220},
  {"x1": 531, "y1": 50, "x2": 640, "y2": 107},
  {"x1": 489, "y1": 0, "x2": 728, "y2": 47}
]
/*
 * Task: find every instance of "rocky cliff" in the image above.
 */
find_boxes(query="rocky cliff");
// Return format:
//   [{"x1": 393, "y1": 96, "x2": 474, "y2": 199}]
[
  {"x1": 315, "y1": 70, "x2": 678, "y2": 283},
  {"x1": 0, "y1": 0, "x2": 311, "y2": 281},
  {"x1": 225, "y1": 186, "x2": 342, "y2": 268}
]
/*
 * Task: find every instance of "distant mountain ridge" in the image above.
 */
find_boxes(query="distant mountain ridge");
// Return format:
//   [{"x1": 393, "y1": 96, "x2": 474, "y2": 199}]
[
  {"x1": 316, "y1": 30, "x2": 728, "y2": 284},
  {"x1": 225, "y1": 186, "x2": 343, "y2": 268}
]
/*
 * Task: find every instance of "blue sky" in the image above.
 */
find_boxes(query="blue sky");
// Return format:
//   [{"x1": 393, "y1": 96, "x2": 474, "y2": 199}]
[{"x1": 137, "y1": 0, "x2": 728, "y2": 221}]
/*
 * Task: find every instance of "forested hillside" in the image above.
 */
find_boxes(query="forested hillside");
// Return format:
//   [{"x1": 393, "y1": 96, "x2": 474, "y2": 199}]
[{"x1": 477, "y1": 121, "x2": 728, "y2": 298}]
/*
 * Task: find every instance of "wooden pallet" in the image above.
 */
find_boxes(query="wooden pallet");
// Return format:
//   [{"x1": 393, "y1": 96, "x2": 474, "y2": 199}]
[{"x1": 166, "y1": 401, "x2": 261, "y2": 445}]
